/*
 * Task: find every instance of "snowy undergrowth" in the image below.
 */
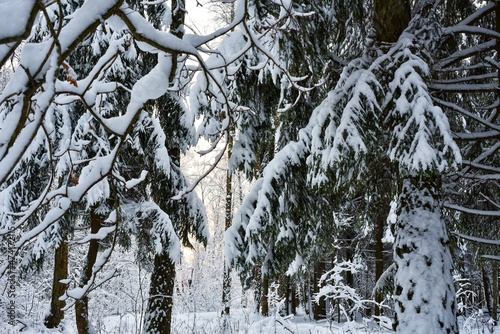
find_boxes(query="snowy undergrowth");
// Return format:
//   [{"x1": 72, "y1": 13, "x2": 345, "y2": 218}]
[
  {"x1": 0, "y1": 247, "x2": 497, "y2": 333},
  {"x1": 0, "y1": 266, "x2": 497, "y2": 333},
  {"x1": 1, "y1": 306, "x2": 499, "y2": 333},
  {"x1": 5, "y1": 309, "x2": 395, "y2": 334}
]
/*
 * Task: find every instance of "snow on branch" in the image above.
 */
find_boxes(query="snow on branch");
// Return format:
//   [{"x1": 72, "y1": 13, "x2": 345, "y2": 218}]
[
  {"x1": 467, "y1": 142, "x2": 500, "y2": 165},
  {"x1": 452, "y1": 231, "x2": 500, "y2": 246},
  {"x1": 387, "y1": 44, "x2": 461, "y2": 173},
  {"x1": 460, "y1": 161, "x2": 500, "y2": 174},
  {"x1": 449, "y1": 2, "x2": 495, "y2": 27},
  {"x1": 307, "y1": 58, "x2": 380, "y2": 186},
  {"x1": 429, "y1": 82, "x2": 498, "y2": 92},
  {"x1": 0, "y1": 0, "x2": 38, "y2": 45},
  {"x1": 246, "y1": 138, "x2": 308, "y2": 229},
  {"x1": 434, "y1": 40, "x2": 496, "y2": 70},
  {"x1": 0, "y1": 0, "x2": 123, "y2": 186},
  {"x1": 317, "y1": 259, "x2": 374, "y2": 318},
  {"x1": 444, "y1": 202, "x2": 500, "y2": 217},
  {"x1": 226, "y1": 133, "x2": 310, "y2": 273},
  {"x1": 442, "y1": 25, "x2": 500, "y2": 40},
  {"x1": 61, "y1": 249, "x2": 120, "y2": 310},
  {"x1": 433, "y1": 97, "x2": 500, "y2": 133},
  {"x1": 137, "y1": 201, "x2": 181, "y2": 262},
  {"x1": 308, "y1": 19, "x2": 460, "y2": 181},
  {"x1": 225, "y1": 177, "x2": 263, "y2": 270},
  {"x1": 0, "y1": 0, "x2": 233, "y2": 267}
]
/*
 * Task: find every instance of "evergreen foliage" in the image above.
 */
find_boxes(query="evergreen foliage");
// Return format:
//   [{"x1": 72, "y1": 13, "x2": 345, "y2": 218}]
[{"x1": 0, "y1": 0, "x2": 498, "y2": 332}]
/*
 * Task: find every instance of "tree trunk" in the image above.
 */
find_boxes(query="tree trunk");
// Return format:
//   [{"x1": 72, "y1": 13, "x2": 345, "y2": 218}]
[
  {"x1": 278, "y1": 275, "x2": 287, "y2": 315},
  {"x1": 168, "y1": 0, "x2": 185, "y2": 82},
  {"x1": 393, "y1": 175, "x2": 458, "y2": 334},
  {"x1": 374, "y1": 210, "x2": 385, "y2": 316},
  {"x1": 221, "y1": 269, "x2": 232, "y2": 314},
  {"x1": 493, "y1": 262, "x2": 498, "y2": 322},
  {"x1": 344, "y1": 248, "x2": 355, "y2": 321},
  {"x1": 144, "y1": 251, "x2": 176, "y2": 334},
  {"x1": 44, "y1": 239, "x2": 68, "y2": 328},
  {"x1": 305, "y1": 269, "x2": 312, "y2": 317},
  {"x1": 313, "y1": 259, "x2": 326, "y2": 320},
  {"x1": 260, "y1": 273, "x2": 269, "y2": 316},
  {"x1": 371, "y1": 156, "x2": 392, "y2": 317},
  {"x1": 373, "y1": 0, "x2": 411, "y2": 43},
  {"x1": 345, "y1": 249, "x2": 354, "y2": 291},
  {"x1": 483, "y1": 266, "x2": 493, "y2": 316},
  {"x1": 291, "y1": 283, "x2": 297, "y2": 315},
  {"x1": 278, "y1": 275, "x2": 294, "y2": 316},
  {"x1": 285, "y1": 277, "x2": 293, "y2": 316},
  {"x1": 75, "y1": 209, "x2": 103, "y2": 334},
  {"x1": 141, "y1": 1, "x2": 186, "y2": 332},
  {"x1": 222, "y1": 130, "x2": 233, "y2": 317},
  {"x1": 253, "y1": 266, "x2": 262, "y2": 314}
]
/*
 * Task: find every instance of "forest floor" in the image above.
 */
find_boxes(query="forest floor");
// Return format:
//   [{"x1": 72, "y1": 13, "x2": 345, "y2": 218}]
[{"x1": 3, "y1": 308, "x2": 500, "y2": 333}]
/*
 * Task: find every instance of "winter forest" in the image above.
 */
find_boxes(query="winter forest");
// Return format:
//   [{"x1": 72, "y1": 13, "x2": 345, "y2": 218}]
[{"x1": 0, "y1": 0, "x2": 499, "y2": 333}]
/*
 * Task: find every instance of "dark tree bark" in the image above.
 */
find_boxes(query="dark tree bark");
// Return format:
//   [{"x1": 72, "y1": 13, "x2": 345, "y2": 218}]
[
  {"x1": 44, "y1": 239, "x2": 68, "y2": 328},
  {"x1": 221, "y1": 264, "x2": 232, "y2": 314},
  {"x1": 144, "y1": 251, "x2": 176, "y2": 334},
  {"x1": 168, "y1": 0, "x2": 185, "y2": 81},
  {"x1": 260, "y1": 273, "x2": 269, "y2": 316},
  {"x1": 291, "y1": 283, "x2": 297, "y2": 315},
  {"x1": 253, "y1": 266, "x2": 262, "y2": 314},
  {"x1": 374, "y1": 212, "x2": 385, "y2": 317},
  {"x1": 278, "y1": 274, "x2": 295, "y2": 316},
  {"x1": 372, "y1": 157, "x2": 392, "y2": 317},
  {"x1": 303, "y1": 271, "x2": 311, "y2": 316},
  {"x1": 313, "y1": 259, "x2": 326, "y2": 320},
  {"x1": 345, "y1": 249, "x2": 354, "y2": 291},
  {"x1": 493, "y1": 262, "x2": 498, "y2": 322},
  {"x1": 483, "y1": 266, "x2": 493, "y2": 316},
  {"x1": 75, "y1": 209, "x2": 103, "y2": 334},
  {"x1": 222, "y1": 131, "x2": 233, "y2": 317},
  {"x1": 373, "y1": 0, "x2": 411, "y2": 43}
]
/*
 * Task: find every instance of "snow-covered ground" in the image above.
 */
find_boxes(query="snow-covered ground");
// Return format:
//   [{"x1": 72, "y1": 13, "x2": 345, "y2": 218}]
[{"x1": 4, "y1": 308, "x2": 500, "y2": 334}]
